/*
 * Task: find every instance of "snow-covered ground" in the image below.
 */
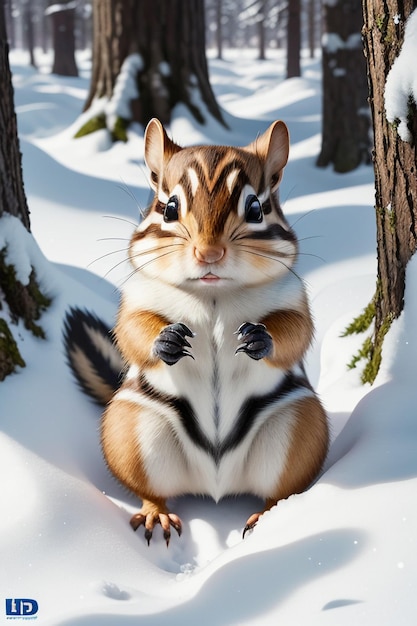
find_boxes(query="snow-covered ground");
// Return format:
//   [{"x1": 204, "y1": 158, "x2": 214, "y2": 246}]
[{"x1": 1, "y1": 47, "x2": 416, "y2": 625}]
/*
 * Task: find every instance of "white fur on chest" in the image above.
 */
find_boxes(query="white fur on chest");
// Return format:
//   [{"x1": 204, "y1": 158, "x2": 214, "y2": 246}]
[{"x1": 121, "y1": 273, "x2": 309, "y2": 500}]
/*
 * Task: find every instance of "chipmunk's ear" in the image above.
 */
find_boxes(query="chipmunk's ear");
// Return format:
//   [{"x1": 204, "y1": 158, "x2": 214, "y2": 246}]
[
  {"x1": 246, "y1": 120, "x2": 289, "y2": 192},
  {"x1": 144, "y1": 119, "x2": 182, "y2": 190}
]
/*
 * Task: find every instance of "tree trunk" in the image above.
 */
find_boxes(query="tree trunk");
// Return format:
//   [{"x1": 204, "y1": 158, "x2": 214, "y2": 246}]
[
  {"x1": 0, "y1": 18, "x2": 30, "y2": 230},
  {"x1": 82, "y1": 0, "x2": 225, "y2": 133},
  {"x1": 308, "y1": 0, "x2": 316, "y2": 58},
  {"x1": 5, "y1": 0, "x2": 15, "y2": 47},
  {"x1": 23, "y1": 1, "x2": 36, "y2": 67},
  {"x1": 48, "y1": 1, "x2": 78, "y2": 77},
  {"x1": 215, "y1": 0, "x2": 223, "y2": 60},
  {"x1": 286, "y1": 0, "x2": 301, "y2": 78},
  {"x1": 359, "y1": 0, "x2": 417, "y2": 382},
  {"x1": 0, "y1": 2, "x2": 50, "y2": 380},
  {"x1": 258, "y1": 0, "x2": 267, "y2": 61},
  {"x1": 317, "y1": 0, "x2": 370, "y2": 173}
]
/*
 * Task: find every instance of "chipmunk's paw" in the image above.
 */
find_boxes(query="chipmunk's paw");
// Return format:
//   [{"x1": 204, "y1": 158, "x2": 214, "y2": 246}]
[
  {"x1": 235, "y1": 322, "x2": 272, "y2": 360},
  {"x1": 242, "y1": 511, "x2": 263, "y2": 539},
  {"x1": 130, "y1": 509, "x2": 182, "y2": 547},
  {"x1": 153, "y1": 323, "x2": 195, "y2": 365}
]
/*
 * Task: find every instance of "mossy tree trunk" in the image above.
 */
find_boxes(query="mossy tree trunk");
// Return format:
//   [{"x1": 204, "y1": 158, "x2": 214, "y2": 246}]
[
  {"x1": 82, "y1": 0, "x2": 225, "y2": 134},
  {"x1": 317, "y1": 0, "x2": 371, "y2": 172},
  {"x1": 0, "y1": 3, "x2": 50, "y2": 381},
  {"x1": 358, "y1": 0, "x2": 417, "y2": 382}
]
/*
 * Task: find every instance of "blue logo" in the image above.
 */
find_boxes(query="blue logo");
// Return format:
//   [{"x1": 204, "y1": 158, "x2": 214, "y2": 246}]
[{"x1": 5, "y1": 599, "x2": 38, "y2": 618}]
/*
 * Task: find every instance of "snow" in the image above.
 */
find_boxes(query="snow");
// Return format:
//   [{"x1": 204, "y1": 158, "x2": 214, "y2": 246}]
[
  {"x1": 105, "y1": 53, "x2": 144, "y2": 129},
  {"x1": 322, "y1": 33, "x2": 362, "y2": 53},
  {"x1": 1, "y1": 45, "x2": 416, "y2": 624},
  {"x1": 385, "y1": 8, "x2": 417, "y2": 141},
  {"x1": 44, "y1": 2, "x2": 78, "y2": 16}
]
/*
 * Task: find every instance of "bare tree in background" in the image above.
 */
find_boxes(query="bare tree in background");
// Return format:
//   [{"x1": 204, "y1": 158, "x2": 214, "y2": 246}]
[
  {"x1": 257, "y1": 0, "x2": 268, "y2": 60},
  {"x1": 317, "y1": 0, "x2": 370, "y2": 172},
  {"x1": 22, "y1": 0, "x2": 35, "y2": 66},
  {"x1": 47, "y1": 0, "x2": 78, "y2": 76},
  {"x1": 286, "y1": 0, "x2": 301, "y2": 77},
  {"x1": 307, "y1": 0, "x2": 317, "y2": 58}
]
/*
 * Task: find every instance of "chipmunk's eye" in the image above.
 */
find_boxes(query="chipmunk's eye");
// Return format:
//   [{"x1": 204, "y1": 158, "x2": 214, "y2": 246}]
[
  {"x1": 245, "y1": 194, "x2": 263, "y2": 223},
  {"x1": 164, "y1": 196, "x2": 179, "y2": 222}
]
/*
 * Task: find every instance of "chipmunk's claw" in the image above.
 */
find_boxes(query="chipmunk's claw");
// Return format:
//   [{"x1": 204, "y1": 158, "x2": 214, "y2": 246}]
[
  {"x1": 235, "y1": 322, "x2": 272, "y2": 360},
  {"x1": 130, "y1": 513, "x2": 146, "y2": 532},
  {"x1": 242, "y1": 512, "x2": 262, "y2": 539},
  {"x1": 153, "y1": 323, "x2": 195, "y2": 365},
  {"x1": 130, "y1": 511, "x2": 182, "y2": 546}
]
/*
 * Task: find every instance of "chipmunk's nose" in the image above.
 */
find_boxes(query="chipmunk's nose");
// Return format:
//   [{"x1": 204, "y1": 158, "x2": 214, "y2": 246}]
[{"x1": 194, "y1": 244, "x2": 225, "y2": 264}]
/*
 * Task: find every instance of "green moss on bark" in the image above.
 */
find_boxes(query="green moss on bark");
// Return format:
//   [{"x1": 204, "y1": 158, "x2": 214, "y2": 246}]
[
  {"x1": 0, "y1": 318, "x2": 25, "y2": 380},
  {"x1": 0, "y1": 248, "x2": 51, "y2": 380},
  {"x1": 0, "y1": 250, "x2": 51, "y2": 337},
  {"x1": 74, "y1": 114, "x2": 107, "y2": 138},
  {"x1": 342, "y1": 300, "x2": 375, "y2": 336},
  {"x1": 74, "y1": 114, "x2": 129, "y2": 143},
  {"x1": 343, "y1": 296, "x2": 394, "y2": 385},
  {"x1": 111, "y1": 117, "x2": 129, "y2": 142}
]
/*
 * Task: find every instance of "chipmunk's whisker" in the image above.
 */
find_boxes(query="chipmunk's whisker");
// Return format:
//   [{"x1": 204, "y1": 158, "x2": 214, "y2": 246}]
[
  {"x1": 297, "y1": 251, "x2": 326, "y2": 263},
  {"x1": 288, "y1": 209, "x2": 317, "y2": 229},
  {"x1": 130, "y1": 243, "x2": 184, "y2": 258},
  {"x1": 134, "y1": 249, "x2": 180, "y2": 272},
  {"x1": 97, "y1": 237, "x2": 130, "y2": 242},
  {"x1": 103, "y1": 256, "x2": 131, "y2": 278},
  {"x1": 88, "y1": 247, "x2": 130, "y2": 269},
  {"x1": 104, "y1": 244, "x2": 182, "y2": 279},
  {"x1": 118, "y1": 249, "x2": 179, "y2": 288},
  {"x1": 240, "y1": 248, "x2": 303, "y2": 283},
  {"x1": 238, "y1": 244, "x2": 294, "y2": 260},
  {"x1": 116, "y1": 179, "x2": 147, "y2": 220},
  {"x1": 102, "y1": 215, "x2": 137, "y2": 228}
]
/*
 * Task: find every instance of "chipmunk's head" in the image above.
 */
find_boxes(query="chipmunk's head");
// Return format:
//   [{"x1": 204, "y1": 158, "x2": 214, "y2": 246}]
[{"x1": 129, "y1": 118, "x2": 297, "y2": 289}]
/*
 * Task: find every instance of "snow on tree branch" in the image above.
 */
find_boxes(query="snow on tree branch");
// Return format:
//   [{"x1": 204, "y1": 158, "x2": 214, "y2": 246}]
[{"x1": 385, "y1": 9, "x2": 417, "y2": 142}]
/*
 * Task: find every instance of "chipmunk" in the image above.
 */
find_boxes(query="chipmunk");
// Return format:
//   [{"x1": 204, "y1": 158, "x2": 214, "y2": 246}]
[{"x1": 64, "y1": 118, "x2": 328, "y2": 546}]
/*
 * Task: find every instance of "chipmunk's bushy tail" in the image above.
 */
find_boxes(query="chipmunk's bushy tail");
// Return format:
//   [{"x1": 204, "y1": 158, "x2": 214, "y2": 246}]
[{"x1": 63, "y1": 307, "x2": 124, "y2": 405}]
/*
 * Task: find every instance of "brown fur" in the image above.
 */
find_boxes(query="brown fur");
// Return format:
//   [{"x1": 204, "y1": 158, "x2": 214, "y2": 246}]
[
  {"x1": 115, "y1": 305, "x2": 169, "y2": 368},
  {"x1": 101, "y1": 398, "x2": 157, "y2": 501},
  {"x1": 272, "y1": 395, "x2": 328, "y2": 502},
  {"x1": 244, "y1": 396, "x2": 328, "y2": 533},
  {"x1": 261, "y1": 301, "x2": 314, "y2": 370}
]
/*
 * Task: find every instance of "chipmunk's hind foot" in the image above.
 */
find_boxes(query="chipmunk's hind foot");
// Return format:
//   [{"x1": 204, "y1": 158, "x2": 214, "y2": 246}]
[{"x1": 130, "y1": 501, "x2": 182, "y2": 547}]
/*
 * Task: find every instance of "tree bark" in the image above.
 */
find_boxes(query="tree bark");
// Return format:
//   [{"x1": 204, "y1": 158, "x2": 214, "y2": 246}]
[
  {"x1": 361, "y1": 0, "x2": 417, "y2": 381},
  {"x1": 23, "y1": 1, "x2": 36, "y2": 67},
  {"x1": 48, "y1": 1, "x2": 78, "y2": 77},
  {"x1": 258, "y1": 0, "x2": 267, "y2": 61},
  {"x1": 308, "y1": 0, "x2": 316, "y2": 58},
  {"x1": 0, "y1": 12, "x2": 30, "y2": 229},
  {"x1": 0, "y1": 2, "x2": 50, "y2": 380},
  {"x1": 317, "y1": 0, "x2": 370, "y2": 172},
  {"x1": 83, "y1": 0, "x2": 225, "y2": 130},
  {"x1": 286, "y1": 0, "x2": 301, "y2": 78},
  {"x1": 215, "y1": 0, "x2": 223, "y2": 59}
]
